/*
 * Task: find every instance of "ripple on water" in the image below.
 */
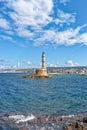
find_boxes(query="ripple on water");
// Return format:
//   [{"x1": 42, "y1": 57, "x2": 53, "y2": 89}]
[{"x1": 0, "y1": 73, "x2": 87, "y2": 115}]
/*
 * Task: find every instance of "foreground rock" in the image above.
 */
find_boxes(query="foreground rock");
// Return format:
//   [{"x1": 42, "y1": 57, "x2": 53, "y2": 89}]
[{"x1": 1, "y1": 113, "x2": 87, "y2": 129}]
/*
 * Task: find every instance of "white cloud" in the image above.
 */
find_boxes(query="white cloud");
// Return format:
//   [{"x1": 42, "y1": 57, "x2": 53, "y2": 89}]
[
  {"x1": 49, "y1": 64, "x2": 57, "y2": 67},
  {"x1": 0, "y1": 0, "x2": 54, "y2": 41},
  {"x1": 26, "y1": 61, "x2": 32, "y2": 65},
  {"x1": 12, "y1": 65, "x2": 17, "y2": 69},
  {"x1": 55, "y1": 10, "x2": 76, "y2": 25},
  {"x1": 7, "y1": 0, "x2": 75, "y2": 32},
  {"x1": 4, "y1": 30, "x2": 14, "y2": 35},
  {"x1": 0, "y1": 17, "x2": 10, "y2": 29},
  {"x1": 34, "y1": 24, "x2": 87, "y2": 46},
  {"x1": 12, "y1": 62, "x2": 21, "y2": 69},
  {"x1": 60, "y1": 0, "x2": 70, "y2": 5},
  {"x1": 66, "y1": 60, "x2": 79, "y2": 66},
  {"x1": 0, "y1": 35, "x2": 13, "y2": 42},
  {"x1": 78, "y1": 33, "x2": 87, "y2": 45},
  {"x1": 17, "y1": 27, "x2": 34, "y2": 38},
  {"x1": 8, "y1": 0, "x2": 53, "y2": 27},
  {"x1": 0, "y1": 0, "x2": 87, "y2": 48},
  {"x1": 0, "y1": 65, "x2": 10, "y2": 70}
]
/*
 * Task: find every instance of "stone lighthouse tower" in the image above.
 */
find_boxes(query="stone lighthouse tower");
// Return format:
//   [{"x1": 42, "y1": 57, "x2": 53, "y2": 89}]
[
  {"x1": 42, "y1": 52, "x2": 46, "y2": 69},
  {"x1": 35, "y1": 52, "x2": 49, "y2": 77}
]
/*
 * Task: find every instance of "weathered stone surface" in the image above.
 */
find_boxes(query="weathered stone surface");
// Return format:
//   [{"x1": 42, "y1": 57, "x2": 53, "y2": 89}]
[
  {"x1": 71, "y1": 121, "x2": 79, "y2": 128},
  {"x1": 83, "y1": 124, "x2": 87, "y2": 130},
  {"x1": 83, "y1": 117, "x2": 87, "y2": 123},
  {"x1": 23, "y1": 74, "x2": 50, "y2": 78},
  {"x1": 52, "y1": 116, "x2": 59, "y2": 122},
  {"x1": 64, "y1": 122, "x2": 83, "y2": 130},
  {"x1": 4, "y1": 113, "x2": 15, "y2": 117},
  {"x1": 20, "y1": 127, "x2": 26, "y2": 130},
  {"x1": 37, "y1": 114, "x2": 51, "y2": 124},
  {"x1": 63, "y1": 126, "x2": 72, "y2": 130},
  {"x1": 61, "y1": 117, "x2": 69, "y2": 122}
]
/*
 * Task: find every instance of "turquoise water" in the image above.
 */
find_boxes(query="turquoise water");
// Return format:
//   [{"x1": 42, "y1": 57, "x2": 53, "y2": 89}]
[{"x1": 0, "y1": 73, "x2": 87, "y2": 115}]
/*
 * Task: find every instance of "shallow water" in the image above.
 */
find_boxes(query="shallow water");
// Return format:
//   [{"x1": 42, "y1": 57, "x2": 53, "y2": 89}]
[{"x1": 0, "y1": 73, "x2": 87, "y2": 115}]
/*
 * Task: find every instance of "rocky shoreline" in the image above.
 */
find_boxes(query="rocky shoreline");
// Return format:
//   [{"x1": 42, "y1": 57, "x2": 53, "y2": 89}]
[{"x1": 0, "y1": 112, "x2": 87, "y2": 129}]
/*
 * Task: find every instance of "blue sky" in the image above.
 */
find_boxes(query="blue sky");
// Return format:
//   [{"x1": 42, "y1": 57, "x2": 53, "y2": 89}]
[{"x1": 0, "y1": 0, "x2": 87, "y2": 69}]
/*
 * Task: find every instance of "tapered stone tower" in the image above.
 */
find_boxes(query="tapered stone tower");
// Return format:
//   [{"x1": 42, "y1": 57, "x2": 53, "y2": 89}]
[
  {"x1": 42, "y1": 52, "x2": 46, "y2": 69},
  {"x1": 35, "y1": 52, "x2": 49, "y2": 77}
]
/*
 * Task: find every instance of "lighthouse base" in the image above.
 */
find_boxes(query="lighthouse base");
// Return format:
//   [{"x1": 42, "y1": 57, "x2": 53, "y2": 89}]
[
  {"x1": 23, "y1": 68, "x2": 50, "y2": 78},
  {"x1": 36, "y1": 68, "x2": 48, "y2": 76}
]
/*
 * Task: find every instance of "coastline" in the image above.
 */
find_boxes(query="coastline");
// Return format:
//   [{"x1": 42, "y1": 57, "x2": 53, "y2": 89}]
[
  {"x1": 1, "y1": 112, "x2": 87, "y2": 129},
  {"x1": 0, "y1": 66, "x2": 87, "y2": 77}
]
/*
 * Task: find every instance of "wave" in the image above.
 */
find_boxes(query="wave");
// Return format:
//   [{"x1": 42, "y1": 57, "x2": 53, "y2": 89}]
[
  {"x1": 61, "y1": 114, "x2": 75, "y2": 118},
  {"x1": 8, "y1": 114, "x2": 36, "y2": 123}
]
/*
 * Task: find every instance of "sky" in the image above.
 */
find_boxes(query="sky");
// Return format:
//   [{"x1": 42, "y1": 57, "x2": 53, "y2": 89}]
[{"x1": 0, "y1": 0, "x2": 87, "y2": 69}]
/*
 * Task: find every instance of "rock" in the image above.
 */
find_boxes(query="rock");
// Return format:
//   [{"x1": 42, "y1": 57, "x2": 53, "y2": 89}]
[
  {"x1": 52, "y1": 116, "x2": 59, "y2": 122},
  {"x1": 63, "y1": 126, "x2": 72, "y2": 130},
  {"x1": 28, "y1": 120, "x2": 37, "y2": 125},
  {"x1": 83, "y1": 124, "x2": 87, "y2": 130},
  {"x1": 61, "y1": 117, "x2": 69, "y2": 122},
  {"x1": 71, "y1": 122, "x2": 79, "y2": 128},
  {"x1": 20, "y1": 127, "x2": 26, "y2": 130},
  {"x1": 64, "y1": 121, "x2": 83, "y2": 130},
  {"x1": 37, "y1": 115, "x2": 50, "y2": 124},
  {"x1": 70, "y1": 122, "x2": 83, "y2": 130},
  {"x1": 4, "y1": 113, "x2": 14, "y2": 117},
  {"x1": 83, "y1": 117, "x2": 87, "y2": 123},
  {"x1": 77, "y1": 118, "x2": 83, "y2": 122}
]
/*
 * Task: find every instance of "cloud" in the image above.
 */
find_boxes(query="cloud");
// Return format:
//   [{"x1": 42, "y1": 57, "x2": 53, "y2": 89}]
[
  {"x1": 11, "y1": 62, "x2": 21, "y2": 69},
  {"x1": 49, "y1": 64, "x2": 57, "y2": 67},
  {"x1": 66, "y1": 60, "x2": 79, "y2": 66},
  {"x1": 34, "y1": 24, "x2": 87, "y2": 46},
  {"x1": 60, "y1": 0, "x2": 70, "y2": 5},
  {"x1": 55, "y1": 10, "x2": 76, "y2": 26},
  {"x1": 0, "y1": 0, "x2": 87, "y2": 48},
  {"x1": 17, "y1": 27, "x2": 34, "y2": 38},
  {"x1": 0, "y1": 59, "x2": 11, "y2": 70},
  {"x1": 8, "y1": 0, "x2": 53, "y2": 27},
  {"x1": 26, "y1": 61, "x2": 32, "y2": 66},
  {"x1": 0, "y1": 59, "x2": 10, "y2": 63},
  {"x1": 78, "y1": 33, "x2": 87, "y2": 45},
  {"x1": 1, "y1": 0, "x2": 75, "y2": 38},
  {"x1": 0, "y1": 35, "x2": 13, "y2": 42},
  {"x1": 0, "y1": 17, "x2": 10, "y2": 29},
  {"x1": 0, "y1": 0, "x2": 54, "y2": 41},
  {"x1": 0, "y1": 65, "x2": 10, "y2": 70}
]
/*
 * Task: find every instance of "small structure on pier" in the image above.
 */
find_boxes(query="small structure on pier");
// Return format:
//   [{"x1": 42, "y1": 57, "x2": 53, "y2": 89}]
[{"x1": 23, "y1": 52, "x2": 49, "y2": 78}]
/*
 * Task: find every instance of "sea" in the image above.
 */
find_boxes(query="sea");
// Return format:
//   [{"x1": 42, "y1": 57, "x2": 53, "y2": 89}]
[{"x1": 0, "y1": 73, "x2": 87, "y2": 129}]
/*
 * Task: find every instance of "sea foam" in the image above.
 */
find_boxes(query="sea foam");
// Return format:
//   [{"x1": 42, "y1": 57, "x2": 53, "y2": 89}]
[
  {"x1": 62, "y1": 114, "x2": 75, "y2": 118},
  {"x1": 8, "y1": 114, "x2": 35, "y2": 123}
]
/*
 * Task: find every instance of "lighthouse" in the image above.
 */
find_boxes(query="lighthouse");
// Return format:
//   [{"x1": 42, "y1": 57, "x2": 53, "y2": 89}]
[
  {"x1": 23, "y1": 52, "x2": 49, "y2": 78},
  {"x1": 42, "y1": 52, "x2": 46, "y2": 69}
]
